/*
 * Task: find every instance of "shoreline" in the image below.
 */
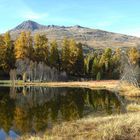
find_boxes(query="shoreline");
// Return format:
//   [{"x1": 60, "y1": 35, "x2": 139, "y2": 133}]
[
  {"x1": 1, "y1": 80, "x2": 118, "y2": 89},
  {"x1": 1, "y1": 80, "x2": 140, "y2": 97},
  {"x1": 19, "y1": 80, "x2": 117, "y2": 89}
]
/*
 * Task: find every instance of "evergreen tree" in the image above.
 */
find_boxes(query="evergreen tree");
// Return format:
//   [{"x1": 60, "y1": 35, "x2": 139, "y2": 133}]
[
  {"x1": 34, "y1": 34, "x2": 49, "y2": 64},
  {"x1": 92, "y1": 57, "x2": 99, "y2": 79},
  {"x1": 84, "y1": 55, "x2": 92, "y2": 76},
  {"x1": 4, "y1": 32, "x2": 15, "y2": 70},
  {"x1": 100, "y1": 48, "x2": 112, "y2": 68},
  {"x1": 15, "y1": 32, "x2": 33, "y2": 60},
  {"x1": 0, "y1": 35, "x2": 5, "y2": 69},
  {"x1": 112, "y1": 48, "x2": 121, "y2": 79},
  {"x1": 0, "y1": 32, "x2": 15, "y2": 72},
  {"x1": 69, "y1": 39, "x2": 79, "y2": 75},
  {"x1": 75, "y1": 43, "x2": 84, "y2": 76},
  {"x1": 26, "y1": 32, "x2": 34, "y2": 60},
  {"x1": 61, "y1": 38, "x2": 70, "y2": 73},
  {"x1": 128, "y1": 47, "x2": 139, "y2": 64},
  {"x1": 50, "y1": 40, "x2": 60, "y2": 70},
  {"x1": 99, "y1": 48, "x2": 112, "y2": 78}
]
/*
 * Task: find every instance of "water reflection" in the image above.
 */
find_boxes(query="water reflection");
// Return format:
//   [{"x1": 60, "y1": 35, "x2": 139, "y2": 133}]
[
  {"x1": 0, "y1": 129, "x2": 19, "y2": 140},
  {"x1": 0, "y1": 86, "x2": 125, "y2": 135}
]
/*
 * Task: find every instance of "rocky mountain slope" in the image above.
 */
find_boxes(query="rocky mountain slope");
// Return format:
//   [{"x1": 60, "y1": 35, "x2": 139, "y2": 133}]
[{"x1": 9, "y1": 20, "x2": 140, "y2": 49}]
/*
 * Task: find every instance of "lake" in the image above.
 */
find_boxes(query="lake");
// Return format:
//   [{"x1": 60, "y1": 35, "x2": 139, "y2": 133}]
[{"x1": 0, "y1": 86, "x2": 127, "y2": 139}]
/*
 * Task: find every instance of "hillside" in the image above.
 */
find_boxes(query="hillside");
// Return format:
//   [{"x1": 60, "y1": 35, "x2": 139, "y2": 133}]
[{"x1": 9, "y1": 20, "x2": 140, "y2": 49}]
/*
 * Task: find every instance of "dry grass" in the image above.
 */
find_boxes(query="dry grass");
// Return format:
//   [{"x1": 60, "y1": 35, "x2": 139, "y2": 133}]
[
  {"x1": 126, "y1": 97, "x2": 140, "y2": 103},
  {"x1": 20, "y1": 112, "x2": 140, "y2": 140},
  {"x1": 14, "y1": 80, "x2": 118, "y2": 90},
  {"x1": 119, "y1": 82, "x2": 140, "y2": 97},
  {"x1": 2, "y1": 80, "x2": 140, "y2": 97},
  {"x1": 127, "y1": 103, "x2": 140, "y2": 112}
]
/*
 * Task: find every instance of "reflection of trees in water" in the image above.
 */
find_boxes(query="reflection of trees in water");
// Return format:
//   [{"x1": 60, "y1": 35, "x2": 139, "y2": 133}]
[
  {"x1": 87, "y1": 90, "x2": 122, "y2": 114},
  {"x1": 0, "y1": 87, "x2": 123, "y2": 134},
  {"x1": 14, "y1": 107, "x2": 31, "y2": 133},
  {"x1": 0, "y1": 88, "x2": 15, "y2": 132}
]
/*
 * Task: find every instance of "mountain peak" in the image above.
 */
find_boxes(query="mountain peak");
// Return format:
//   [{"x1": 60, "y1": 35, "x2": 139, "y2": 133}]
[{"x1": 13, "y1": 20, "x2": 46, "y2": 31}]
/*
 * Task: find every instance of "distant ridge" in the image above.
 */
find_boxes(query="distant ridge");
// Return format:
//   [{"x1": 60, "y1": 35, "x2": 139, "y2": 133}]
[
  {"x1": 11, "y1": 20, "x2": 85, "y2": 31},
  {"x1": 9, "y1": 20, "x2": 140, "y2": 49}
]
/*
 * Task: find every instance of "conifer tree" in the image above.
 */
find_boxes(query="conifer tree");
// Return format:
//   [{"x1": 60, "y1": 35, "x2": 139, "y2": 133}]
[
  {"x1": 84, "y1": 55, "x2": 92, "y2": 76},
  {"x1": 61, "y1": 38, "x2": 70, "y2": 73},
  {"x1": 0, "y1": 35, "x2": 5, "y2": 69},
  {"x1": 128, "y1": 47, "x2": 139, "y2": 64},
  {"x1": 0, "y1": 32, "x2": 15, "y2": 72},
  {"x1": 92, "y1": 57, "x2": 99, "y2": 78},
  {"x1": 69, "y1": 39, "x2": 79, "y2": 74},
  {"x1": 75, "y1": 43, "x2": 84, "y2": 75},
  {"x1": 112, "y1": 48, "x2": 121, "y2": 78},
  {"x1": 3, "y1": 32, "x2": 15, "y2": 70},
  {"x1": 50, "y1": 40, "x2": 60, "y2": 70},
  {"x1": 26, "y1": 32, "x2": 34, "y2": 60},
  {"x1": 15, "y1": 32, "x2": 33, "y2": 60},
  {"x1": 34, "y1": 34, "x2": 49, "y2": 64}
]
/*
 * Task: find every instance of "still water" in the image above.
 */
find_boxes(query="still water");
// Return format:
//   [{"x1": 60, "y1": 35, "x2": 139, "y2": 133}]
[{"x1": 0, "y1": 86, "x2": 127, "y2": 139}]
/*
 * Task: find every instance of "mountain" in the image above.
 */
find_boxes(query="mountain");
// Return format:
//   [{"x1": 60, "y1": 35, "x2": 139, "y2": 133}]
[
  {"x1": 9, "y1": 20, "x2": 140, "y2": 50},
  {"x1": 12, "y1": 20, "x2": 47, "y2": 31}
]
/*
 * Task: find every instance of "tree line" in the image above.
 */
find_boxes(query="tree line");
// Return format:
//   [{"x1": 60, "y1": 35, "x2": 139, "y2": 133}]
[{"x1": 0, "y1": 32, "x2": 139, "y2": 80}]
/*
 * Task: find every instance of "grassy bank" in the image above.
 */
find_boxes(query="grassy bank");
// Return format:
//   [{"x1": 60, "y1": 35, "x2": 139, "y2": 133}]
[
  {"x1": 127, "y1": 103, "x2": 140, "y2": 112},
  {"x1": 119, "y1": 82, "x2": 140, "y2": 97},
  {"x1": 21, "y1": 111, "x2": 140, "y2": 140},
  {"x1": 1, "y1": 80, "x2": 118, "y2": 89}
]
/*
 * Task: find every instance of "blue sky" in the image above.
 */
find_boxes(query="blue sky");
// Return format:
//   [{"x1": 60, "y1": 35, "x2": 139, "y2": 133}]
[{"x1": 0, "y1": 0, "x2": 140, "y2": 36}]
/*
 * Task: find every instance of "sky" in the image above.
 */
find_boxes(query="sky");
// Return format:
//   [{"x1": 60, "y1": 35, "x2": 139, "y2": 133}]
[{"x1": 0, "y1": 0, "x2": 140, "y2": 36}]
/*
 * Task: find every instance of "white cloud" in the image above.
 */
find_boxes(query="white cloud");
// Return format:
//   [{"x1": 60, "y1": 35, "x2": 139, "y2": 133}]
[{"x1": 20, "y1": 10, "x2": 48, "y2": 20}]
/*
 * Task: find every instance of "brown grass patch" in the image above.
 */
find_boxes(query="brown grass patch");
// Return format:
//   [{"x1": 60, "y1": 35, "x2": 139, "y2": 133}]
[
  {"x1": 14, "y1": 80, "x2": 118, "y2": 90},
  {"x1": 119, "y1": 82, "x2": 140, "y2": 97},
  {"x1": 20, "y1": 112, "x2": 140, "y2": 140},
  {"x1": 127, "y1": 103, "x2": 140, "y2": 112}
]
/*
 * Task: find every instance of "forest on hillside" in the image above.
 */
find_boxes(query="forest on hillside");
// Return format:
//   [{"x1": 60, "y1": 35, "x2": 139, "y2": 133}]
[{"x1": 0, "y1": 32, "x2": 139, "y2": 81}]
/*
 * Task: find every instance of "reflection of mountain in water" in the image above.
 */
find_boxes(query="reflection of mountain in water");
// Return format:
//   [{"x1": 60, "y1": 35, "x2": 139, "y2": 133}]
[{"x1": 0, "y1": 86, "x2": 124, "y2": 135}]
